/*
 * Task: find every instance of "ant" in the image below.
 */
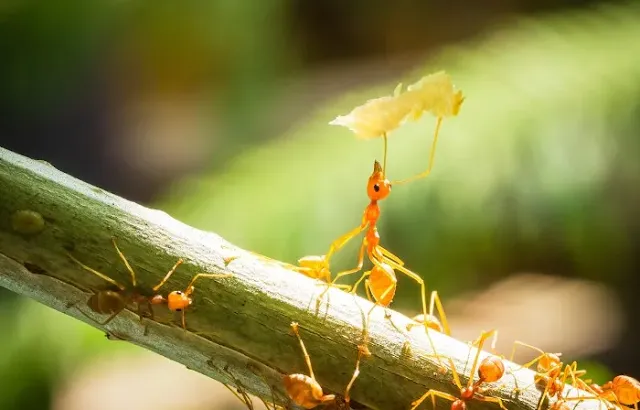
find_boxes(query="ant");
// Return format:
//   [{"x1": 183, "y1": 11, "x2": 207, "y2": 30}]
[
  {"x1": 406, "y1": 290, "x2": 451, "y2": 335},
  {"x1": 304, "y1": 160, "x2": 444, "y2": 364},
  {"x1": 565, "y1": 375, "x2": 640, "y2": 410},
  {"x1": 315, "y1": 160, "x2": 426, "y2": 312},
  {"x1": 508, "y1": 341, "x2": 599, "y2": 410},
  {"x1": 154, "y1": 270, "x2": 233, "y2": 330},
  {"x1": 248, "y1": 252, "x2": 352, "y2": 291},
  {"x1": 410, "y1": 329, "x2": 508, "y2": 410},
  {"x1": 67, "y1": 238, "x2": 231, "y2": 330},
  {"x1": 66, "y1": 238, "x2": 183, "y2": 327},
  {"x1": 284, "y1": 322, "x2": 366, "y2": 409}
]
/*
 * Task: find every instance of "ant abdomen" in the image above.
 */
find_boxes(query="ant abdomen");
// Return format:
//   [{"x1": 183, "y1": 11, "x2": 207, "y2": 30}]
[
  {"x1": 606, "y1": 375, "x2": 640, "y2": 406},
  {"x1": 478, "y1": 356, "x2": 505, "y2": 384},
  {"x1": 87, "y1": 290, "x2": 125, "y2": 315},
  {"x1": 283, "y1": 374, "x2": 333, "y2": 409},
  {"x1": 368, "y1": 264, "x2": 397, "y2": 306}
]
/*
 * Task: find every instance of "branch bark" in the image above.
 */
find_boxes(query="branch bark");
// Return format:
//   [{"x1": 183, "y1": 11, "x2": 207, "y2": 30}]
[{"x1": 0, "y1": 146, "x2": 600, "y2": 410}]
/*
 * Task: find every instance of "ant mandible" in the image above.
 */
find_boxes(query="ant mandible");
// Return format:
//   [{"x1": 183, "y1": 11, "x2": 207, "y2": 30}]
[
  {"x1": 410, "y1": 329, "x2": 509, "y2": 410},
  {"x1": 283, "y1": 322, "x2": 365, "y2": 409},
  {"x1": 66, "y1": 238, "x2": 183, "y2": 327}
]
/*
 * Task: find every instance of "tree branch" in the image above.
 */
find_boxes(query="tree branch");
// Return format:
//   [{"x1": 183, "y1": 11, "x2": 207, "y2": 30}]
[{"x1": 0, "y1": 146, "x2": 600, "y2": 410}]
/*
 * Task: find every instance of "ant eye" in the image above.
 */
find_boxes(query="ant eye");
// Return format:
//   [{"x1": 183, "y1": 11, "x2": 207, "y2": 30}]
[
  {"x1": 389, "y1": 184, "x2": 392, "y2": 189},
  {"x1": 373, "y1": 184, "x2": 380, "y2": 192},
  {"x1": 176, "y1": 308, "x2": 182, "y2": 312},
  {"x1": 176, "y1": 291, "x2": 182, "y2": 295}
]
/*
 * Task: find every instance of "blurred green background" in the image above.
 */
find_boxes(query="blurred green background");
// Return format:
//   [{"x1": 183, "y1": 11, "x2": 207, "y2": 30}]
[{"x1": 1, "y1": 0, "x2": 639, "y2": 409}]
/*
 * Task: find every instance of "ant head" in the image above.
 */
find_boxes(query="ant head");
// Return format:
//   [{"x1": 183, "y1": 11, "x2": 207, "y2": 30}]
[
  {"x1": 478, "y1": 356, "x2": 505, "y2": 383},
  {"x1": 539, "y1": 353, "x2": 562, "y2": 371},
  {"x1": 167, "y1": 290, "x2": 192, "y2": 312},
  {"x1": 411, "y1": 314, "x2": 444, "y2": 333},
  {"x1": 367, "y1": 160, "x2": 391, "y2": 201}
]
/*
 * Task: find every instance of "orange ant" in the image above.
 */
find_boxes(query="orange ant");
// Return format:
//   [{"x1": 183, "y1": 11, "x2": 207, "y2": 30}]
[
  {"x1": 153, "y1": 270, "x2": 232, "y2": 330},
  {"x1": 248, "y1": 252, "x2": 352, "y2": 292},
  {"x1": 305, "y1": 160, "x2": 443, "y2": 363},
  {"x1": 67, "y1": 238, "x2": 231, "y2": 330},
  {"x1": 406, "y1": 290, "x2": 451, "y2": 335},
  {"x1": 598, "y1": 376, "x2": 640, "y2": 410},
  {"x1": 66, "y1": 238, "x2": 183, "y2": 327},
  {"x1": 564, "y1": 375, "x2": 640, "y2": 410},
  {"x1": 508, "y1": 342, "x2": 605, "y2": 410},
  {"x1": 284, "y1": 322, "x2": 366, "y2": 409},
  {"x1": 316, "y1": 160, "x2": 427, "y2": 314},
  {"x1": 410, "y1": 329, "x2": 509, "y2": 410}
]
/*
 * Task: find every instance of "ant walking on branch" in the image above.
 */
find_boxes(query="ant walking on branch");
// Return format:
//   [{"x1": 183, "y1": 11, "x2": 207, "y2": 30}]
[
  {"x1": 67, "y1": 238, "x2": 231, "y2": 331},
  {"x1": 283, "y1": 322, "x2": 366, "y2": 409},
  {"x1": 66, "y1": 238, "x2": 183, "y2": 327},
  {"x1": 410, "y1": 329, "x2": 509, "y2": 410}
]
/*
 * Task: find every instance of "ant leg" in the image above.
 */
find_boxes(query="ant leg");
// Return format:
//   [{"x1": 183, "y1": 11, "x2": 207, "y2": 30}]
[
  {"x1": 112, "y1": 238, "x2": 137, "y2": 287},
  {"x1": 351, "y1": 270, "x2": 371, "y2": 295},
  {"x1": 151, "y1": 258, "x2": 184, "y2": 292},
  {"x1": 466, "y1": 330, "x2": 498, "y2": 389},
  {"x1": 72, "y1": 303, "x2": 122, "y2": 326},
  {"x1": 324, "y1": 223, "x2": 367, "y2": 265},
  {"x1": 392, "y1": 116, "x2": 443, "y2": 185},
  {"x1": 376, "y1": 245, "x2": 405, "y2": 267},
  {"x1": 476, "y1": 395, "x2": 510, "y2": 410},
  {"x1": 535, "y1": 376, "x2": 553, "y2": 410},
  {"x1": 364, "y1": 279, "x2": 375, "y2": 303},
  {"x1": 344, "y1": 345, "x2": 368, "y2": 404},
  {"x1": 382, "y1": 132, "x2": 388, "y2": 177},
  {"x1": 316, "y1": 242, "x2": 366, "y2": 304},
  {"x1": 410, "y1": 389, "x2": 457, "y2": 410},
  {"x1": 221, "y1": 383, "x2": 253, "y2": 410},
  {"x1": 429, "y1": 291, "x2": 450, "y2": 335},
  {"x1": 184, "y1": 273, "x2": 234, "y2": 295},
  {"x1": 509, "y1": 341, "x2": 549, "y2": 369},
  {"x1": 406, "y1": 290, "x2": 451, "y2": 335},
  {"x1": 290, "y1": 322, "x2": 316, "y2": 380},
  {"x1": 98, "y1": 309, "x2": 123, "y2": 326},
  {"x1": 66, "y1": 252, "x2": 126, "y2": 290},
  {"x1": 181, "y1": 310, "x2": 187, "y2": 331},
  {"x1": 372, "y1": 252, "x2": 443, "y2": 369}
]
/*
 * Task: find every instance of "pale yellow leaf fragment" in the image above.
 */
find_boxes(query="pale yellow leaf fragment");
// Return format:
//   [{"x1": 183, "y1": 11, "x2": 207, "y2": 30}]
[
  {"x1": 403, "y1": 71, "x2": 465, "y2": 120},
  {"x1": 329, "y1": 92, "x2": 415, "y2": 139},
  {"x1": 329, "y1": 71, "x2": 464, "y2": 140}
]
